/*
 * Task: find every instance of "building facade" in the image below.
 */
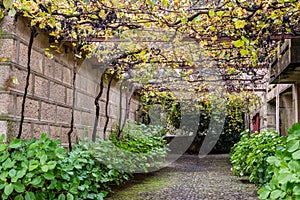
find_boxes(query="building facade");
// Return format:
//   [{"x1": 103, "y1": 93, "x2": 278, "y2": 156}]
[{"x1": 253, "y1": 39, "x2": 300, "y2": 135}]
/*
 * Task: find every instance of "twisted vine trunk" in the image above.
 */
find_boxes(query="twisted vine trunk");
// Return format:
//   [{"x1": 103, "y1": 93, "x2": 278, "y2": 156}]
[
  {"x1": 67, "y1": 55, "x2": 78, "y2": 151},
  {"x1": 92, "y1": 70, "x2": 106, "y2": 142},
  {"x1": 18, "y1": 27, "x2": 37, "y2": 139},
  {"x1": 103, "y1": 69, "x2": 118, "y2": 139}
]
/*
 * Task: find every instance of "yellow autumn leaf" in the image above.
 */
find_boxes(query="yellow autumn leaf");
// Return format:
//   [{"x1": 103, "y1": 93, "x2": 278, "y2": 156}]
[
  {"x1": 162, "y1": 0, "x2": 168, "y2": 7},
  {"x1": 1, "y1": 57, "x2": 8, "y2": 62},
  {"x1": 211, "y1": 36, "x2": 218, "y2": 41},
  {"x1": 235, "y1": 19, "x2": 247, "y2": 29},
  {"x1": 149, "y1": 91, "x2": 155, "y2": 97}
]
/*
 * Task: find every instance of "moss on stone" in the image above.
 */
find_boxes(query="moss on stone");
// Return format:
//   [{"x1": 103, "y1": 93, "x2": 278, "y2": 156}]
[{"x1": 106, "y1": 171, "x2": 176, "y2": 200}]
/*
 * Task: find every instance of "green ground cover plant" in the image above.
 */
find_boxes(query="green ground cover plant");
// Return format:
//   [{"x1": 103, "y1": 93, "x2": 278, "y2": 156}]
[{"x1": 0, "y1": 122, "x2": 169, "y2": 199}]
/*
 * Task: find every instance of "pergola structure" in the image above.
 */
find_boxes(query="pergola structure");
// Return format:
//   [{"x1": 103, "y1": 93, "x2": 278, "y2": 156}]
[{"x1": 2, "y1": 0, "x2": 300, "y2": 144}]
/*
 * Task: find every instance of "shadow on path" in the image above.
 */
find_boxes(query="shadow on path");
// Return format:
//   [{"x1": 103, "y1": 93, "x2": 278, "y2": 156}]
[{"x1": 107, "y1": 154, "x2": 258, "y2": 200}]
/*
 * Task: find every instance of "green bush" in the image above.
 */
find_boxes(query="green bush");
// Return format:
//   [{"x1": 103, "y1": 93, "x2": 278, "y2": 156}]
[
  {"x1": 0, "y1": 134, "x2": 71, "y2": 199},
  {"x1": 230, "y1": 129, "x2": 283, "y2": 186},
  {"x1": 57, "y1": 142, "x2": 122, "y2": 200},
  {"x1": 108, "y1": 122, "x2": 169, "y2": 172},
  {"x1": 0, "y1": 122, "x2": 169, "y2": 199},
  {"x1": 258, "y1": 123, "x2": 300, "y2": 200}
]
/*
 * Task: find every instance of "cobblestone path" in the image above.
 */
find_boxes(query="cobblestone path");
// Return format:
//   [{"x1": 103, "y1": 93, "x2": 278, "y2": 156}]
[{"x1": 106, "y1": 154, "x2": 258, "y2": 200}]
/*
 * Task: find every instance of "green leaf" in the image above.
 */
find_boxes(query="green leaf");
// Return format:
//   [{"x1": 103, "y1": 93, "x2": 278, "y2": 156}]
[
  {"x1": 47, "y1": 161, "x2": 57, "y2": 170},
  {"x1": 258, "y1": 187, "x2": 270, "y2": 199},
  {"x1": 14, "y1": 194, "x2": 24, "y2": 200},
  {"x1": 41, "y1": 165, "x2": 49, "y2": 172},
  {"x1": 217, "y1": 11, "x2": 224, "y2": 17},
  {"x1": 288, "y1": 160, "x2": 299, "y2": 172},
  {"x1": 267, "y1": 156, "x2": 281, "y2": 167},
  {"x1": 208, "y1": 9, "x2": 215, "y2": 18},
  {"x1": 69, "y1": 186, "x2": 78, "y2": 195},
  {"x1": 30, "y1": 176, "x2": 42, "y2": 186},
  {"x1": 3, "y1": 0, "x2": 14, "y2": 9},
  {"x1": 270, "y1": 190, "x2": 283, "y2": 199},
  {"x1": 16, "y1": 169, "x2": 27, "y2": 179},
  {"x1": 288, "y1": 123, "x2": 300, "y2": 135},
  {"x1": 292, "y1": 150, "x2": 300, "y2": 160},
  {"x1": 1, "y1": 193, "x2": 8, "y2": 200},
  {"x1": 8, "y1": 169, "x2": 16, "y2": 177},
  {"x1": 36, "y1": 192, "x2": 47, "y2": 199},
  {"x1": 25, "y1": 191, "x2": 35, "y2": 200},
  {"x1": 241, "y1": 36, "x2": 250, "y2": 45},
  {"x1": 48, "y1": 180, "x2": 58, "y2": 190},
  {"x1": 43, "y1": 171, "x2": 55, "y2": 180},
  {"x1": 0, "y1": 134, "x2": 5, "y2": 142},
  {"x1": 58, "y1": 194, "x2": 66, "y2": 200},
  {"x1": 29, "y1": 160, "x2": 39, "y2": 171},
  {"x1": 278, "y1": 173, "x2": 297, "y2": 184},
  {"x1": 40, "y1": 133, "x2": 48, "y2": 140},
  {"x1": 67, "y1": 193, "x2": 74, "y2": 200},
  {"x1": 233, "y1": 40, "x2": 245, "y2": 48},
  {"x1": 287, "y1": 140, "x2": 299, "y2": 153},
  {"x1": 3, "y1": 158, "x2": 15, "y2": 169},
  {"x1": 14, "y1": 182, "x2": 25, "y2": 193},
  {"x1": 0, "y1": 144, "x2": 7, "y2": 151},
  {"x1": 40, "y1": 155, "x2": 47, "y2": 165},
  {"x1": 240, "y1": 49, "x2": 249, "y2": 56},
  {"x1": 293, "y1": 186, "x2": 300, "y2": 195},
  {"x1": 9, "y1": 139, "x2": 23, "y2": 149},
  {"x1": 4, "y1": 183, "x2": 14, "y2": 196},
  {"x1": 55, "y1": 148, "x2": 66, "y2": 159}
]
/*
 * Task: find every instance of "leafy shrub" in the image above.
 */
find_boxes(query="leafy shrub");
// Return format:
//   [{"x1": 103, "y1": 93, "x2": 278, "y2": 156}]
[
  {"x1": 60, "y1": 141, "x2": 132, "y2": 199},
  {"x1": 230, "y1": 129, "x2": 283, "y2": 186},
  {"x1": 258, "y1": 123, "x2": 300, "y2": 200},
  {"x1": 108, "y1": 122, "x2": 169, "y2": 172},
  {"x1": 0, "y1": 134, "x2": 70, "y2": 199},
  {"x1": 0, "y1": 122, "x2": 169, "y2": 199}
]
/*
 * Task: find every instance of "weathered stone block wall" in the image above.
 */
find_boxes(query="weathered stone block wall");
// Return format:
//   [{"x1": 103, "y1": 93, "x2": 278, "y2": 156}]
[
  {"x1": 0, "y1": 17, "x2": 140, "y2": 144},
  {"x1": 258, "y1": 84, "x2": 298, "y2": 134}
]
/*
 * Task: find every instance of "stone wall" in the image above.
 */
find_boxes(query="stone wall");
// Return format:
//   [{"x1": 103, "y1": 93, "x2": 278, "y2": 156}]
[{"x1": 0, "y1": 17, "x2": 140, "y2": 145}]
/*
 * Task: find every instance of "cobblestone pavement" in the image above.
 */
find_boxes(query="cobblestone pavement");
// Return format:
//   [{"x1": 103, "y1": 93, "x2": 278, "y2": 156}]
[{"x1": 106, "y1": 154, "x2": 258, "y2": 200}]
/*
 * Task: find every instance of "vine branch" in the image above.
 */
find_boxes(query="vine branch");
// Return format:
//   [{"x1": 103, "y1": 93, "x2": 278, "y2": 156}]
[
  {"x1": 18, "y1": 27, "x2": 37, "y2": 139},
  {"x1": 92, "y1": 69, "x2": 106, "y2": 142},
  {"x1": 103, "y1": 68, "x2": 118, "y2": 139}
]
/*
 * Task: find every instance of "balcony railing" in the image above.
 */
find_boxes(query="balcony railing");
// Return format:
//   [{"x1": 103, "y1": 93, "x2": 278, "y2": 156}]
[{"x1": 270, "y1": 39, "x2": 300, "y2": 84}]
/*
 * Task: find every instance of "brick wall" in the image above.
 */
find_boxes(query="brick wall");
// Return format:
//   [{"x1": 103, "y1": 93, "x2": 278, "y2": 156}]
[{"x1": 0, "y1": 17, "x2": 140, "y2": 144}]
